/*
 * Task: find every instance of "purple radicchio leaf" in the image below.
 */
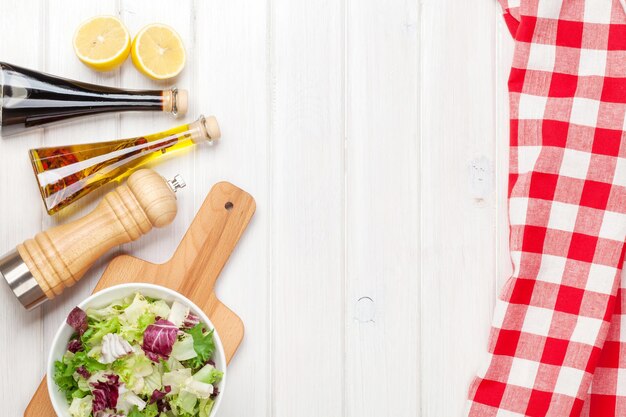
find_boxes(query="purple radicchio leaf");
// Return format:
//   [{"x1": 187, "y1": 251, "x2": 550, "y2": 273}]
[
  {"x1": 182, "y1": 312, "x2": 200, "y2": 329},
  {"x1": 211, "y1": 385, "x2": 220, "y2": 399},
  {"x1": 67, "y1": 339, "x2": 83, "y2": 353},
  {"x1": 67, "y1": 307, "x2": 88, "y2": 336},
  {"x1": 76, "y1": 366, "x2": 91, "y2": 379},
  {"x1": 142, "y1": 319, "x2": 179, "y2": 361},
  {"x1": 91, "y1": 374, "x2": 120, "y2": 414},
  {"x1": 150, "y1": 386, "x2": 172, "y2": 412},
  {"x1": 149, "y1": 388, "x2": 167, "y2": 404},
  {"x1": 157, "y1": 399, "x2": 171, "y2": 413}
]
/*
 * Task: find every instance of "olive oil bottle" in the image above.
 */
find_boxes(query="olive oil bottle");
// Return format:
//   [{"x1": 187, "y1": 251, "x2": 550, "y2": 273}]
[{"x1": 29, "y1": 115, "x2": 220, "y2": 214}]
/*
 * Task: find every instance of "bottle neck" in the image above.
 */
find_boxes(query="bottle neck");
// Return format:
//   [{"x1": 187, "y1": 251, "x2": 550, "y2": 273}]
[{"x1": 39, "y1": 78, "x2": 169, "y2": 112}]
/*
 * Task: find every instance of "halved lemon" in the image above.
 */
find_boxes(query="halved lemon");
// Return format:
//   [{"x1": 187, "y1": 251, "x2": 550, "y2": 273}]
[
  {"x1": 131, "y1": 24, "x2": 186, "y2": 80},
  {"x1": 73, "y1": 16, "x2": 131, "y2": 71}
]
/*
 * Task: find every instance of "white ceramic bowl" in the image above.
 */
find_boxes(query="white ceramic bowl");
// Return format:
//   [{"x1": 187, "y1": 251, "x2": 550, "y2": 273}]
[{"x1": 47, "y1": 283, "x2": 226, "y2": 417}]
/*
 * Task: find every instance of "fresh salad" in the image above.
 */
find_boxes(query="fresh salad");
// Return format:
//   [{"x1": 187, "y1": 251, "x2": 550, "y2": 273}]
[{"x1": 53, "y1": 293, "x2": 223, "y2": 417}]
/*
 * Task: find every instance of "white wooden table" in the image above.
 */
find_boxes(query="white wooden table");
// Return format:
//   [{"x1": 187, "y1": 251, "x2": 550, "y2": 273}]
[{"x1": 0, "y1": 0, "x2": 513, "y2": 416}]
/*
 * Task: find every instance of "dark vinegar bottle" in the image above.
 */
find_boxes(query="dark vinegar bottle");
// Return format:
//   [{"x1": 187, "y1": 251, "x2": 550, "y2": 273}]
[{"x1": 0, "y1": 62, "x2": 188, "y2": 136}]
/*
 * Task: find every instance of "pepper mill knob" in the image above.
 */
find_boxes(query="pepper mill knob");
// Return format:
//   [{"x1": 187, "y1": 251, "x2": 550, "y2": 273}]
[
  {"x1": 125, "y1": 169, "x2": 180, "y2": 228},
  {"x1": 167, "y1": 174, "x2": 187, "y2": 194},
  {"x1": 0, "y1": 169, "x2": 182, "y2": 309}
]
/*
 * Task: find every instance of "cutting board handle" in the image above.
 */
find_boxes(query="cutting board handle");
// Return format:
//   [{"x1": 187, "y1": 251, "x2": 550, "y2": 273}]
[{"x1": 173, "y1": 181, "x2": 256, "y2": 307}]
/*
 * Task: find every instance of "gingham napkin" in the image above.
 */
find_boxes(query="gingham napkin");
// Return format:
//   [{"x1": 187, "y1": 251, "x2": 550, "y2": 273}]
[{"x1": 467, "y1": 1, "x2": 626, "y2": 416}]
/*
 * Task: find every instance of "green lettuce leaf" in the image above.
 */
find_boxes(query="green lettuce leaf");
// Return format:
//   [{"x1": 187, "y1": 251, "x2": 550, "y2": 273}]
[
  {"x1": 122, "y1": 293, "x2": 151, "y2": 325},
  {"x1": 172, "y1": 333, "x2": 198, "y2": 361},
  {"x1": 53, "y1": 358, "x2": 78, "y2": 401},
  {"x1": 68, "y1": 395, "x2": 92, "y2": 417},
  {"x1": 199, "y1": 398, "x2": 216, "y2": 417},
  {"x1": 193, "y1": 364, "x2": 223, "y2": 385},
  {"x1": 166, "y1": 356, "x2": 184, "y2": 372},
  {"x1": 85, "y1": 299, "x2": 126, "y2": 321},
  {"x1": 112, "y1": 351, "x2": 154, "y2": 393},
  {"x1": 162, "y1": 368, "x2": 192, "y2": 395},
  {"x1": 128, "y1": 402, "x2": 159, "y2": 417},
  {"x1": 120, "y1": 310, "x2": 156, "y2": 344},
  {"x1": 141, "y1": 366, "x2": 163, "y2": 396},
  {"x1": 81, "y1": 315, "x2": 121, "y2": 346},
  {"x1": 160, "y1": 358, "x2": 171, "y2": 373},
  {"x1": 53, "y1": 351, "x2": 105, "y2": 401},
  {"x1": 73, "y1": 351, "x2": 107, "y2": 373},
  {"x1": 77, "y1": 376, "x2": 90, "y2": 392},
  {"x1": 171, "y1": 390, "x2": 198, "y2": 415},
  {"x1": 71, "y1": 389, "x2": 90, "y2": 399},
  {"x1": 184, "y1": 324, "x2": 216, "y2": 370},
  {"x1": 149, "y1": 299, "x2": 171, "y2": 319}
]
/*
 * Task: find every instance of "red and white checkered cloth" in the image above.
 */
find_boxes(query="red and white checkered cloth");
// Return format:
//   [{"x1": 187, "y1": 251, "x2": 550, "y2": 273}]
[{"x1": 467, "y1": 1, "x2": 626, "y2": 416}]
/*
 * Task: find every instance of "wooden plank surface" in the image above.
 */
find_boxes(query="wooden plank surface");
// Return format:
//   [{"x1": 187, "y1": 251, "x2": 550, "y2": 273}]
[
  {"x1": 420, "y1": 1, "x2": 500, "y2": 416},
  {"x1": 345, "y1": 1, "x2": 420, "y2": 417},
  {"x1": 193, "y1": 1, "x2": 270, "y2": 416},
  {"x1": 269, "y1": 0, "x2": 345, "y2": 415},
  {"x1": 0, "y1": 3, "x2": 45, "y2": 416},
  {"x1": 0, "y1": 0, "x2": 514, "y2": 415}
]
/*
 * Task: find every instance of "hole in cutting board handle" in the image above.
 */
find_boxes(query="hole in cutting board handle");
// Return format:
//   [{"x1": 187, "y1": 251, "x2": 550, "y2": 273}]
[{"x1": 225, "y1": 201, "x2": 234, "y2": 211}]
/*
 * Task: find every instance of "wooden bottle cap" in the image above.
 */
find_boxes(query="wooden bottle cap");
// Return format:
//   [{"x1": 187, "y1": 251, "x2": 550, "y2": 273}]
[
  {"x1": 175, "y1": 89, "x2": 188, "y2": 116},
  {"x1": 163, "y1": 88, "x2": 188, "y2": 116},
  {"x1": 203, "y1": 115, "x2": 221, "y2": 140},
  {"x1": 189, "y1": 115, "x2": 221, "y2": 144}
]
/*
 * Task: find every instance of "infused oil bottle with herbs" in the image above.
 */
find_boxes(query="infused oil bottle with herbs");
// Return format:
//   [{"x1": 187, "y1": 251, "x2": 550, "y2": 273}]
[{"x1": 29, "y1": 115, "x2": 220, "y2": 214}]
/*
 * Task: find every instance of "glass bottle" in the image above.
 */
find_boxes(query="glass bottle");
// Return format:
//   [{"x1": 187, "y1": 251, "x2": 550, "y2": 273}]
[
  {"x1": 0, "y1": 62, "x2": 188, "y2": 136},
  {"x1": 29, "y1": 115, "x2": 220, "y2": 214}
]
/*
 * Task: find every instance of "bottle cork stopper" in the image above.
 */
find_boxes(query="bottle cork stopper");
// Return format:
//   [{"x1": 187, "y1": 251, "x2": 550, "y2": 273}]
[
  {"x1": 163, "y1": 88, "x2": 188, "y2": 116},
  {"x1": 176, "y1": 89, "x2": 188, "y2": 116},
  {"x1": 203, "y1": 115, "x2": 221, "y2": 140}
]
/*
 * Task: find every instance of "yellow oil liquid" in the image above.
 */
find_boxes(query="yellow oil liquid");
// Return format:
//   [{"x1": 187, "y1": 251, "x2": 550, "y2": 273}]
[{"x1": 30, "y1": 123, "x2": 194, "y2": 214}]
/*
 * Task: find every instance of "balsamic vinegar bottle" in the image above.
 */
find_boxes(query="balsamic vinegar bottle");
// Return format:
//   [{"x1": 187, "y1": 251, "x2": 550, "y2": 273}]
[{"x1": 0, "y1": 62, "x2": 188, "y2": 136}]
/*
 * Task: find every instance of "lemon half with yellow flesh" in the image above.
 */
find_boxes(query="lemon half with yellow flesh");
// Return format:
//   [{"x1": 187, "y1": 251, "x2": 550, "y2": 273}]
[
  {"x1": 131, "y1": 24, "x2": 186, "y2": 80},
  {"x1": 73, "y1": 16, "x2": 131, "y2": 71}
]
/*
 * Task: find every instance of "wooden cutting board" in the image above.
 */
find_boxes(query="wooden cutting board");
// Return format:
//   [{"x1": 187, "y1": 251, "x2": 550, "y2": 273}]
[{"x1": 24, "y1": 181, "x2": 255, "y2": 417}]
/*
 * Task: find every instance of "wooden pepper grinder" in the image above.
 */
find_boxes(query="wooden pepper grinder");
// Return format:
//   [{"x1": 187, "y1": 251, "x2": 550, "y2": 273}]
[{"x1": 0, "y1": 169, "x2": 185, "y2": 310}]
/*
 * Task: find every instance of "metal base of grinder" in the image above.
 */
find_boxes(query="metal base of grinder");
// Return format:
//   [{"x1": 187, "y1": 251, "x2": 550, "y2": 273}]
[{"x1": 0, "y1": 249, "x2": 46, "y2": 310}]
